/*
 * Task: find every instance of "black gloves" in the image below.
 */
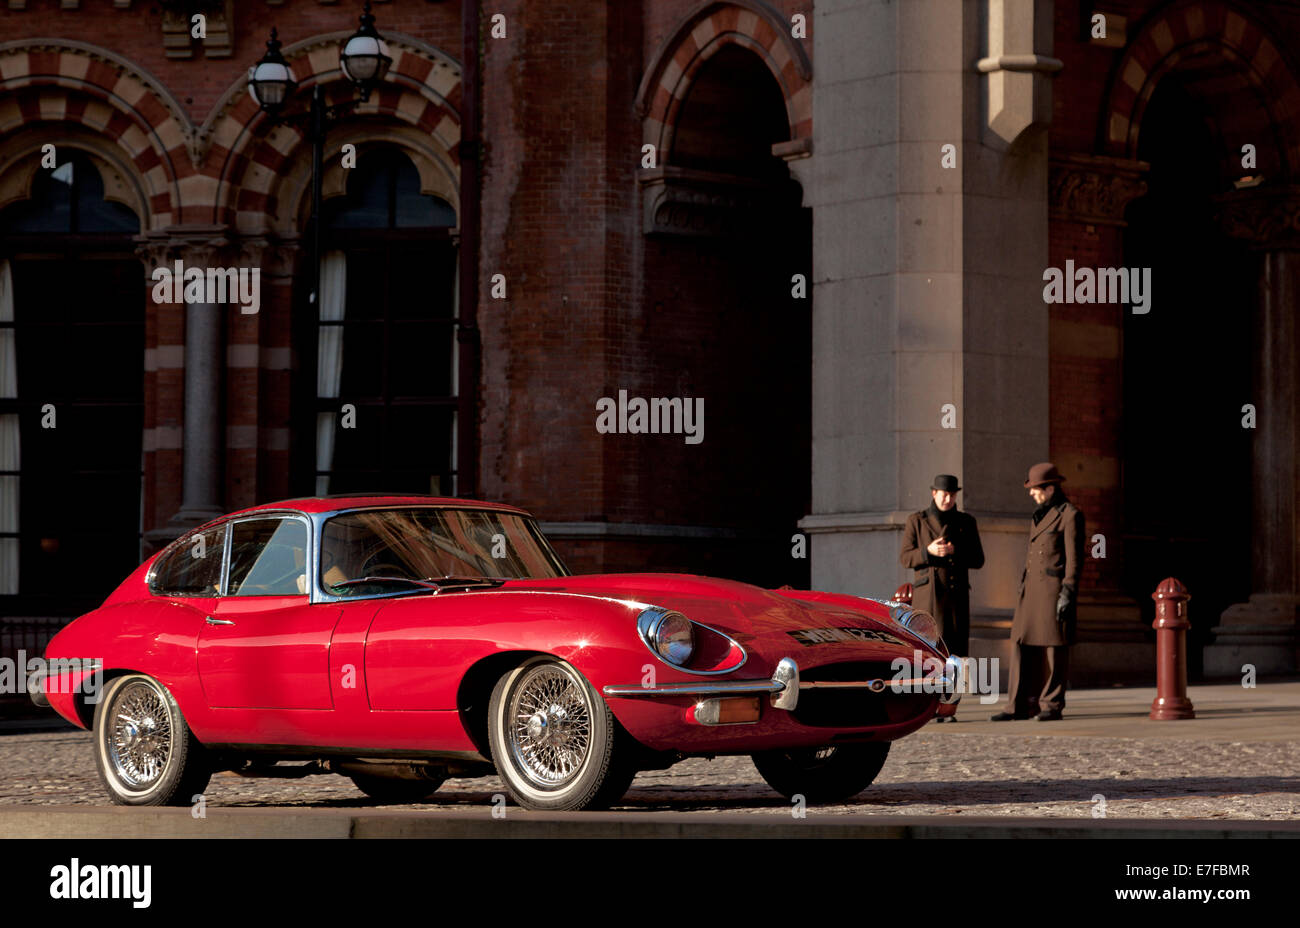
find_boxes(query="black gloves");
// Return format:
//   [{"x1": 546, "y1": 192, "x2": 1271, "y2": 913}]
[{"x1": 1056, "y1": 588, "x2": 1074, "y2": 619}]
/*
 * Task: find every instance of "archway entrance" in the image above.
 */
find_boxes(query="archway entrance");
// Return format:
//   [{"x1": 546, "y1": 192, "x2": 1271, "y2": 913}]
[
  {"x1": 640, "y1": 41, "x2": 811, "y2": 587},
  {"x1": 1121, "y1": 79, "x2": 1254, "y2": 674}
]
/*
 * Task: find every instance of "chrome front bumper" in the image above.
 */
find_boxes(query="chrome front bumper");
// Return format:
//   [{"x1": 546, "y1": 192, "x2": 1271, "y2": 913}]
[
  {"x1": 27, "y1": 668, "x2": 48, "y2": 708},
  {"x1": 602, "y1": 656, "x2": 960, "y2": 711}
]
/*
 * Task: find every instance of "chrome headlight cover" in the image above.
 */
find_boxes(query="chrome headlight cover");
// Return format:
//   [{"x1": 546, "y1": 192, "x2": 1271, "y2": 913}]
[
  {"x1": 636, "y1": 606, "x2": 696, "y2": 667},
  {"x1": 888, "y1": 603, "x2": 942, "y2": 648}
]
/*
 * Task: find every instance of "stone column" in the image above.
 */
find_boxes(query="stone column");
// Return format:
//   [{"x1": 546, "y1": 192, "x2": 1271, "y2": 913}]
[
  {"x1": 137, "y1": 225, "x2": 231, "y2": 545},
  {"x1": 800, "y1": 0, "x2": 1059, "y2": 688},
  {"x1": 1208, "y1": 188, "x2": 1300, "y2": 675}
]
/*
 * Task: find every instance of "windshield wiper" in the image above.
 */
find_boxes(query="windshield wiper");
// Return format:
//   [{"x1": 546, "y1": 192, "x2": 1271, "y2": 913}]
[
  {"x1": 422, "y1": 575, "x2": 507, "y2": 589},
  {"x1": 330, "y1": 575, "x2": 507, "y2": 595},
  {"x1": 331, "y1": 576, "x2": 441, "y2": 591}
]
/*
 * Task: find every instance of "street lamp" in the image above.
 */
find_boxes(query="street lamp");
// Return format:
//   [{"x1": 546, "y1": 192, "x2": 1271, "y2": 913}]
[
  {"x1": 338, "y1": 3, "x2": 392, "y2": 96},
  {"x1": 248, "y1": 1, "x2": 393, "y2": 305}
]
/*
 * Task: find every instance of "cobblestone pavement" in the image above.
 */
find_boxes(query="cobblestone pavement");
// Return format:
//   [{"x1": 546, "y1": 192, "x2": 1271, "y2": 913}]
[{"x1": 3, "y1": 727, "x2": 1296, "y2": 819}]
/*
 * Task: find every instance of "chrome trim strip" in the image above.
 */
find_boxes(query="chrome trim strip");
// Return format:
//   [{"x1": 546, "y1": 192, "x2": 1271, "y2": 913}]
[
  {"x1": 798, "y1": 676, "x2": 955, "y2": 691},
  {"x1": 603, "y1": 679, "x2": 783, "y2": 697}
]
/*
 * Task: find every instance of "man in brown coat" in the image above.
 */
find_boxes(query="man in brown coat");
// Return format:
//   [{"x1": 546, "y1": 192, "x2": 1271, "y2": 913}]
[
  {"x1": 992, "y1": 462, "x2": 1085, "y2": 721},
  {"x1": 899, "y1": 475, "x2": 985, "y2": 661}
]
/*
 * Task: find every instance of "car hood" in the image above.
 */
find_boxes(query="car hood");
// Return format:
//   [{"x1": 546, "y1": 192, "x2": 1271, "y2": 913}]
[{"x1": 494, "y1": 573, "x2": 929, "y2": 660}]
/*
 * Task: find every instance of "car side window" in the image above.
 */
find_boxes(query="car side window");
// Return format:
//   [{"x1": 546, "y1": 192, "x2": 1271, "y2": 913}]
[
  {"x1": 227, "y1": 518, "x2": 309, "y2": 597},
  {"x1": 150, "y1": 525, "x2": 226, "y2": 597}
]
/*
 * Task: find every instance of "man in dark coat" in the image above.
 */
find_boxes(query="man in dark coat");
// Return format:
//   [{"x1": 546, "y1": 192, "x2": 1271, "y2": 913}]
[
  {"x1": 899, "y1": 475, "x2": 985, "y2": 664},
  {"x1": 992, "y1": 462, "x2": 1085, "y2": 722}
]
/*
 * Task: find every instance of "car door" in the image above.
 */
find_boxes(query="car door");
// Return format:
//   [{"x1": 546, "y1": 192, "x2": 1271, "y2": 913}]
[{"x1": 196, "y1": 515, "x2": 341, "y2": 710}]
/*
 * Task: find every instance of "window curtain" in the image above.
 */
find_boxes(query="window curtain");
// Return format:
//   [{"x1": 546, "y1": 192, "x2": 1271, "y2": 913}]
[
  {"x1": 314, "y1": 251, "x2": 347, "y2": 496},
  {"x1": 0, "y1": 259, "x2": 18, "y2": 593}
]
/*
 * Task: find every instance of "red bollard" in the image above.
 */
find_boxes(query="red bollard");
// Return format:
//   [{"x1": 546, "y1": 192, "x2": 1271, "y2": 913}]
[
  {"x1": 894, "y1": 582, "x2": 913, "y2": 606},
  {"x1": 1150, "y1": 577, "x2": 1195, "y2": 720}
]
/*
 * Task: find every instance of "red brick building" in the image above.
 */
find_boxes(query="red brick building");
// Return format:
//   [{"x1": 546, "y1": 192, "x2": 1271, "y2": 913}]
[{"x1": 0, "y1": 0, "x2": 1295, "y2": 681}]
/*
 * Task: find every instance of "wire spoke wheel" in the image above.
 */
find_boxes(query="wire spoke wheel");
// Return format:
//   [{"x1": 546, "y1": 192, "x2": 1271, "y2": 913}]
[
  {"x1": 93, "y1": 673, "x2": 210, "y2": 806},
  {"x1": 507, "y1": 663, "x2": 593, "y2": 789},
  {"x1": 487, "y1": 657, "x2": 635, "y2": 811},
  {"x1": 109, "y1": 681, "x2": 174, "y2": 788}
]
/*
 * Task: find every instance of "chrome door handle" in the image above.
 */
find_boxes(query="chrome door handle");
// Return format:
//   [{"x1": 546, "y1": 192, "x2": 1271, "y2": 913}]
[{"x1": 206, "y1": 617, "x2": 234, "y2": 626}]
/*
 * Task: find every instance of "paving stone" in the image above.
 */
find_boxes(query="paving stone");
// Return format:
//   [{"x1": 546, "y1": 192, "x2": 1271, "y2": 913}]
[{"x1": 3, "y1": 729, "x2": 1295, "y2": 820}]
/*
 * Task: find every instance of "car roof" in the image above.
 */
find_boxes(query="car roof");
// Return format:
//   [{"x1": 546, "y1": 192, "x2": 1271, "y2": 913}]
[{"x1": 224, "y1": 495, "x2": 534, "y2": 518}]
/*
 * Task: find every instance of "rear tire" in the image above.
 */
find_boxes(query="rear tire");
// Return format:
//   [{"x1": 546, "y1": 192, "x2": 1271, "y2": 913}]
[
  {"x1": 93, "y1": 673, "x2": 212, "y2": 806},
  {"x1": 751, "y1": 742, "x2": 890, "y2": 803}
]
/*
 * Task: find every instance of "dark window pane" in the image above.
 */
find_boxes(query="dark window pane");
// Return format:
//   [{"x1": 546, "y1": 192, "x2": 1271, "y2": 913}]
[
  {"x1": 386, "y1": 406, "x2": 454, "y2": 471},
  {"x1": 325, "y1": 160, "x2": 391, "y2": 228},
  {"x1": 337, "y1": 323, "x2": 385, "y2": 398},
  {"x1": 329, "y1": 402, "x2": 385, "y2": 475},
  {"x1": 396, "y1": 193, "x2": 456, "y2": 228},
  {"x1": 342, "y1": 251, "x2": 386, "y2": 320},
  {"x1": 390, "y1": 322, "x2": 454, "y2": 397},
  {"x1": 324, "y1": 148, "x2": 455, "y2": 230},
  {"x1": 387, "y1": 245, "x2": 455, "y2": 320}
]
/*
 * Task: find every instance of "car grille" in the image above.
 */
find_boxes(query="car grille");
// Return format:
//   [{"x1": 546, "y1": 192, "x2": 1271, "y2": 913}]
[{"x1": 793, "y1": 662, "x2": 936, "y2": 728}]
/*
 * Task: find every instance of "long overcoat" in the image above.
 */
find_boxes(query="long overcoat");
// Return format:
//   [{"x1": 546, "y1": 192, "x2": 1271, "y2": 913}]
[
  {"x1": 899, "y1": 507, "x2": 984, "y2": 651},
  {"x1": 1011, "y1": 497, "x2": 1085, "y2": 646}
]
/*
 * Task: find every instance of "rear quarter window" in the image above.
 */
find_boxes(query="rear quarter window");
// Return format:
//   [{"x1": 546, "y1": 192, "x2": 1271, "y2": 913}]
[{"x1": 149, "y1": 524, "x2": 226, "y2": 596}]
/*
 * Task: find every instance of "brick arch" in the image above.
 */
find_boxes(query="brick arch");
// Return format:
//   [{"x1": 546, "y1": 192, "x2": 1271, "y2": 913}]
[
  {"x1": 209, "y1": 31, "x2": 462, "y2": 234},
  {"x1": 1100, "y1": 0, "x2": 1300, "y2": 179},
  {"x1": 635, "y1": 0, "x2": 812, "y2": 158},
  {"x1": 0, "y1": 40, "x2": 189, "y2": 227}
]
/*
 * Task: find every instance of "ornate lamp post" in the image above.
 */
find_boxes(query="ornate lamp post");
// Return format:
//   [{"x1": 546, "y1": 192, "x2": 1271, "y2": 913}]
[{"x1": 248, "y1": 2, "x2": 392, "y2": 306}]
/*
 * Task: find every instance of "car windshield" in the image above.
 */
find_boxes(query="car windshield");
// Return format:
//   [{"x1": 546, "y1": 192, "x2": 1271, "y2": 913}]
[{"x1": 319, "y1": 508, "x2": 568, "y2": 594}]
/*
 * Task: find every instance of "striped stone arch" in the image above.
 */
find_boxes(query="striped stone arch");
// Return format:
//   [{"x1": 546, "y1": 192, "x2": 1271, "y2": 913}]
[
  {"x1": 635, "y1": 0, "x2": 812, "y2": 158},
  {"x1": 0, "y1": 39, "x2": 189, "y2": 228},
  {"x1": 1100, "y1": 0, "x2": 1300, "y2": 179},
  {"x1": 208, "y1": 31, "x2": 462, "y2": 236}
]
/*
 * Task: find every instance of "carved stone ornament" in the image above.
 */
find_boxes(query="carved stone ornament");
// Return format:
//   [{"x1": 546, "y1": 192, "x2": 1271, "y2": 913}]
[
  {"x1": 1049, "y1": 152, "x2": 1149, "y2": 227},
  {"x1": 639, "y1": 166, "x2": 800, "y2": 238},
  {"x1": 1215, "y1": 186, "x2": 1300, "y2": 249}
]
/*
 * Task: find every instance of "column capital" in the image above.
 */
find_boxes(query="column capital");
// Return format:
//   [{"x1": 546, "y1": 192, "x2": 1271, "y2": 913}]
[
  {"x1": 133, "y1": 224, "x2": 234, "y2": 270},
  {"x1": 1048, "y1": 152, "x2": 1148, "y2": 226},
  {"x1": 233, "y1": 235, "x2": 301, "y2": 278},
  {"x1": 1215, "y1": 185, "x2": 1300, "y2": 249}
]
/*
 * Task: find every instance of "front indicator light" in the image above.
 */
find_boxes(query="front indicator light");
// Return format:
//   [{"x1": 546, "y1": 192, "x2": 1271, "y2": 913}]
[{"x1": 693, "y1": 697, "x2": 761, "y2": 725}]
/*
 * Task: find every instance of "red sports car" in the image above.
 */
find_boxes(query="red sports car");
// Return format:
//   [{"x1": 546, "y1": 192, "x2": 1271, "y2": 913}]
[{"x1": 31, "y1": 496, "x2": 957, "y2": 811}]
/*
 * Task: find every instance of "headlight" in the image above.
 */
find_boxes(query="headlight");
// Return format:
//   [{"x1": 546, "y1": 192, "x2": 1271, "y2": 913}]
[
  {"x1": 890, "y1": 605, "x2": 940, "y2": 646},
  {"x1": 638, "y1": 607, "x2": 695, "y2": 667}
]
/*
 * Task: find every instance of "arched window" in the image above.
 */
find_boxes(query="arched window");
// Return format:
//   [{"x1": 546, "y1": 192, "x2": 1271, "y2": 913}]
[
  {"x1": 0, "y1": 150, "x2": 143, "y2": 610},
  {"x1": 1, "y1": 153, "x2": 139, "y2": 234},
  {"x1": 309, "y1": 147, "x2": 458, "y2": 497}
]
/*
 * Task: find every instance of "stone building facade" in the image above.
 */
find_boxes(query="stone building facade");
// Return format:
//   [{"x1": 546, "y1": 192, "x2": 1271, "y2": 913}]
[{"x1": 0, "y1": 0, "x2": 1295, "y2": 681}]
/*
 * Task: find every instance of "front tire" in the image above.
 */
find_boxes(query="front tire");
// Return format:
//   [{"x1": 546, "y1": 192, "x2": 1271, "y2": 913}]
[
  {"x1": 93, "y1": 673, "x2": 212, "y2": 806},
  {"x1": 751, "y1": 742, "x2": 891, "y2": 803},
  {"x1": 486, "y1": 656, "x2": 635, "y2": 811}
]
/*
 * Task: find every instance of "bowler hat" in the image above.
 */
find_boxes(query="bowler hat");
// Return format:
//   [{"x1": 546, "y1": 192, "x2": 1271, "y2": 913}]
[
  {"x1": 1024, "y1": 462, "x2": 1065, "y2": 488},
  {"x1": 932, "y1": 474, "x2": 961, "y2": 493}
]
